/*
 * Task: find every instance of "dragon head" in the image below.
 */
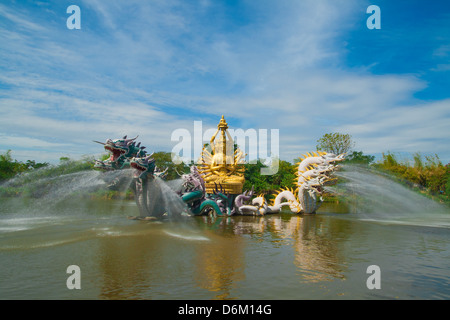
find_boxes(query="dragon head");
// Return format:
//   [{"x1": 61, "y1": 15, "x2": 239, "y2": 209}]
[
  {"x1": 104, "y1": 135, "x2": 139, "y2": 161},
  {"x1": 93, "y1": 135, "x2": 146, "y2": 170},
  {"x1": 130, "y1": 154, "x2": 156, "y2": 179},
  {"x1": 94, "y1": 158, "x2": 115, "y2": 171},
  {"x1": 180, "y1": 166, "x2": 205, "y2": 193},
  {"x1": 313, "y1": 164, "x2": 335, "y2": 174},
  {"x1": 321, "y1": 152, "x2": 346, "y2": 163},
  {"x1": 299, "y1": 176, "x2": 324, "y2": 194},
  {"x1": 305, "y1": 175, "x2": 338, "y2": 195},
  {"x1": 154, "y1": 166, "x2": 169, "y2": 180}
]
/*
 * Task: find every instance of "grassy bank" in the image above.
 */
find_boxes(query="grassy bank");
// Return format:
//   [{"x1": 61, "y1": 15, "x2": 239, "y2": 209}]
[{"x1": 372, "y1": 152, "x2": 450, "y2": 206}]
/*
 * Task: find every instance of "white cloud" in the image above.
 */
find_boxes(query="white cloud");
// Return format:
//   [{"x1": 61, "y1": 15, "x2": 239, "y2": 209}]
[
  {"x1": 0, "y1": 3, "x2": 46, "y2": 32},
  {"x1": 0, "y1": 135, "x2": 69, "y2": 149},
  {"x1": 339, "y1": 99, "x2": 450, "y2": 154},
  {"x1": 1, "y1": 0, "x2": 449, "y2": 165}
]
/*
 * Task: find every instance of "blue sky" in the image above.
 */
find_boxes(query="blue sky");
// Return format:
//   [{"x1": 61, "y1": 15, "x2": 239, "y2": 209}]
[{"x1": 1, "y1": 0, "x2": 450, "y2": 164}]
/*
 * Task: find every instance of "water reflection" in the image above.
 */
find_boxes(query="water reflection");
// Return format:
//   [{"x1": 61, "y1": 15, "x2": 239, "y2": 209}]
[
  {"x1": 194, "y1": 230, "x2": 245, "y2": 300},
  {"x1": 195, "y1": 212, "x2": 352, "y2": 285},
  {"x1": 2, "y1": 182, "x2": 449, "y2": 299},
  {"x1": 98, "y1": 234, "x2": 158, "y2": 299},
  {"x1": 291, "y1": 215, "x2": 348, "y2": 282},
  {"x1": 91, "y1": 211, "x2": 353, "y2": 299}
]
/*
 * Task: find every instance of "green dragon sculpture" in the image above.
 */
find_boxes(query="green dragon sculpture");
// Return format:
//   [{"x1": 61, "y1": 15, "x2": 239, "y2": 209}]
[
  {"x1": 177, "y1": 166, "x2": 233, "y2": 217},
  {"x1": 93, "y1": 136, "x2": 147, "y2": 170},
  {"x1": 94, "y1": 136, "x2": 229, "y2": 218}
]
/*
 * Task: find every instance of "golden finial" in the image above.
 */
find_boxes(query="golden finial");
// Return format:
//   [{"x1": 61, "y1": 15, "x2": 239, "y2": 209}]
[{"x1": 218, "y1": 115, "x2": 228, "y2": 130}]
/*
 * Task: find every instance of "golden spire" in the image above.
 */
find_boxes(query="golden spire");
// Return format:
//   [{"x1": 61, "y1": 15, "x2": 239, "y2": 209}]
[{"x1": 218, "y1": 115, "x2": 228, "y2": 130}]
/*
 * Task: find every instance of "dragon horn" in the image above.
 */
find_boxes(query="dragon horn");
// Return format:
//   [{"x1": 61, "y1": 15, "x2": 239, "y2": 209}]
[
  {"x1": 93, "y1": 140, "x2": 106, "y2": 145},
  {"x1": 124, "y1": 135, "x2": 139, "y2": 143}
]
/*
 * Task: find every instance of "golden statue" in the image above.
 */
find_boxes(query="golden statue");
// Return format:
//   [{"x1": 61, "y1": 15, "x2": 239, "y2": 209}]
[{"x1": 198, "y1": 115, "x2": 245, "y2": 194}]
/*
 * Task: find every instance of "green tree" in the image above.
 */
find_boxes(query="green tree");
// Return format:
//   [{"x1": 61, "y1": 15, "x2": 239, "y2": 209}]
[
  {"x1": 266, "y1": 159, "x2": 296, "y2": 190},
  {"x1": 152, "y1": 151, "x2": 190, "y2": 180},
  {"x1": 345, "y1": 151, "x2": 375, "y2": 165},
  {"x1": 25, "y1": 159, "x2": 49, "y2": 170},
  {"x1": 243, "y1": 159, "x2": 296, "y2": 195},
  {"x1": 316, "y1": 132, "x2": 355, "y2": 155},
  {"x1": 243, "y1": 160, "x2": 271, "y2": 194},
  {"x1": 445, "y1": 163, "x2": 450, "y2": 196},
  {"x1": 0, "y1": 150, "x2": 28, "y2": 181}
]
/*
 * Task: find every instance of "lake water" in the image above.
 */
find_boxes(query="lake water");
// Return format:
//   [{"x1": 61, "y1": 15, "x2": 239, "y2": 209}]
[{"x1": 0, "y1": 196, "x2": 449, "y2": 300}]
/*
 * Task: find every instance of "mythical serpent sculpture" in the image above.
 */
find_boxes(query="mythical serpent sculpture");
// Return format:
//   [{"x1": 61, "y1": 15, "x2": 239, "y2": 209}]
[
  {"x1": 93, "y1": 122, "x2": 345, "y2": 218},
  {"x1": 177, "y1": 166, "x2": 233, "y2": 217},
  {"x1": 176, "y1": 150, "x2": 344, "y2": 216},
  {"x1": 232, "y1": 151, "x2": 345, "y2": 215},
  {"x1": 93, "y1": 135, "x2": 147, "y2": 170},
  {"x1": 129, "y1": 154, "x2": 161, "y2": 218},
  {"x1": 94, "y1": 135, "x2": 230, "y2": 218},
  {"x1": 93, "y1": 136, "x2": 172, "y2": 218}
]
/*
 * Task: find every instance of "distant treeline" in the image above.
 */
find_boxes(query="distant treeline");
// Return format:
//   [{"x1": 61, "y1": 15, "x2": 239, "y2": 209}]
[
  {"x1": 0, "y1": 150, "x2": 51, "y2": 181},
  {"x1": 1, "y1": 150, "x2": 449, "y2": 204}
]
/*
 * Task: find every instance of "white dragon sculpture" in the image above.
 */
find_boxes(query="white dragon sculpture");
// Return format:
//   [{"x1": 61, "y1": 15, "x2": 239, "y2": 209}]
[{"x1": 234, "y1": 151, "x2": 344, "y2": 215}]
